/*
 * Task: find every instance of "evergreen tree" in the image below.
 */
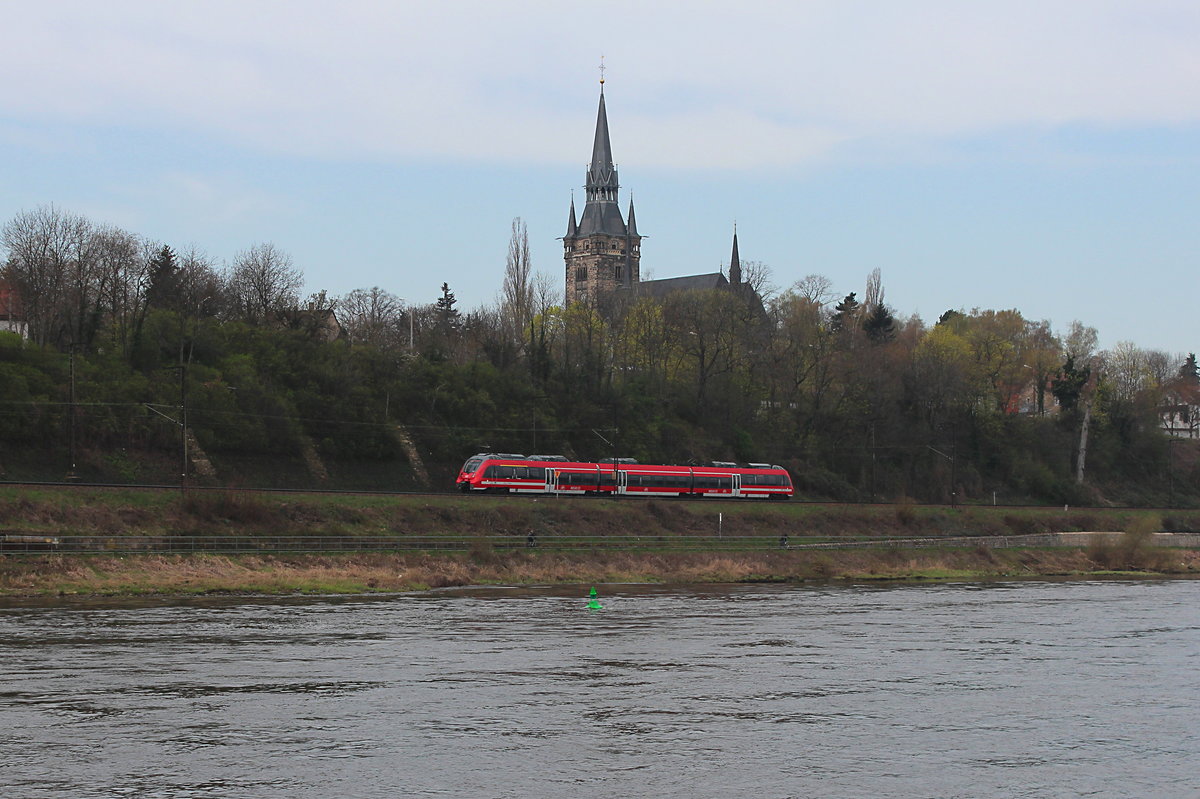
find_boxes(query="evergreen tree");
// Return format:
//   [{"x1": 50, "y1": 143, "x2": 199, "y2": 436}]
[
  {"x1": 830, "y1": 292, "x2": 860, "y2": 332},
  {"x1": 937, "y1": 309, "x2": 963, "y2": 326},
  {"x1": 436, "y1": 282, "x2": 460, "y2": 330},
  {"x1": 1178, "y1": 353, "x2": 1199, "y2": 385},
  {"x1": 144, "y1": 245, "x2": 180, "y2": 311},
  {"x1": 862, "y1": 303, "x2": 896, "y2": 343},
  {"x1": 1052, "y1": 354, "x2": 1091, "y2": 413}
]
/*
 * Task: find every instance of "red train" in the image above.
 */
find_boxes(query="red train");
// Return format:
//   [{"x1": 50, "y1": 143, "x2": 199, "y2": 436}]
[{"x1": 456, "y1": 453, "x2": 793, "y2": 499}]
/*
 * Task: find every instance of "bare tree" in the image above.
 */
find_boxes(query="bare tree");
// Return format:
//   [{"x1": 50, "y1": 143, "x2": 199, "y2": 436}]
[
  {"x1": 176, "y1": 245, "x2": 224, "y2": 318},
  {"x1": 93, "y1": 226, "x2": 148, "y2": 357},
  {"x1": 864, "y1": 268, "x2": 883, "y2": 311},
  {"x1": 1064, "y1": 320, "x2": 1098, "y2": 363},
  {"x1": 739, "y1": 259, "x2": 776, "y2": 301},
  {"x1": 226, "y1": 242, "x2": 303, "y2": 323},
  {"x1": 2, "y1": 205, "x2": 96, "y2": 348},
  {"x1": 339, "y1": 286, "x2": 403, "y2": 348},
  {"x1": 501, "y1": 217, "x2": 534, "y2": 345},
  {"x1": 791, "y1": 274, "x2": 835, "y2": 307}
]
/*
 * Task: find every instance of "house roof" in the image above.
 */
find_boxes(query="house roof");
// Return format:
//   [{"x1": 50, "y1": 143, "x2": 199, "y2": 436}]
[{"x1": 0, "y1": 280, "x2": 21, "y2": 320}]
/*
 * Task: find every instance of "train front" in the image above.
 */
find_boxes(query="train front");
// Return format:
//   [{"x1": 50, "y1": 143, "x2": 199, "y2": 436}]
[{"x1": 456, "y1": 455, "x2": 487, "y2": 492}]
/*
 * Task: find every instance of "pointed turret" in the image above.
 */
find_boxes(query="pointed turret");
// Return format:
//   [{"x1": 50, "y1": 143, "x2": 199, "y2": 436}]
[
  {"x1": 729, "y1": 226, "x2": 742, "y2": 286},
  {"x1": 627, "y1": 197, "x2": 639, "y2": 237},
  {"x1": 565, "y1": 196, "x2": 578, "y2": 238}
]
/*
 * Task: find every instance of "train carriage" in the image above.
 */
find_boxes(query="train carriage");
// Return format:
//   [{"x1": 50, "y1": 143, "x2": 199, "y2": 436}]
[{"x1": 456, "y1": 454, "x2": 792, "y2": 500}]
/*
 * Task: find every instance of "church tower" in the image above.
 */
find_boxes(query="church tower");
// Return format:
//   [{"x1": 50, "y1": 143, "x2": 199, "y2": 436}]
[{"x1": 563, "y1": 80, "x2": 641, "y2": 306}]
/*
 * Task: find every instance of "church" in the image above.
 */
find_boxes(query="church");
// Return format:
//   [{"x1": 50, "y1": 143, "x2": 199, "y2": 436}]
[{"x1": 562, "y1": 80, "x2": 752, "y2": 308}]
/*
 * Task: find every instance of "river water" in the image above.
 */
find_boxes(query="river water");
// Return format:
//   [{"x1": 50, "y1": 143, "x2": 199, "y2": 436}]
[{"x1": 1, "y1": 580, "x2": 1197, "y2": 798}]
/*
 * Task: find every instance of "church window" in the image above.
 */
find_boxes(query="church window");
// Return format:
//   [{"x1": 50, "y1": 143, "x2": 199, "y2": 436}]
[
  {"x1": 615, "y1": 266, "x2": 623, "y2": 280},
  {"x1": 575, "y1": 267, "x2": 587, "y2": 281}
]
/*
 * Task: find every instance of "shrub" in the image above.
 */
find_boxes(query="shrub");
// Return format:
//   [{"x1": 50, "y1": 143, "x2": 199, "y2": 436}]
[{"x1": 894, "y1": 498, "x2": 917, "y2": 526}]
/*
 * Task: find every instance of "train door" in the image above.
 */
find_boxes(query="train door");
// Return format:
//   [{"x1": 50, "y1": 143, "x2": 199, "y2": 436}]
[
  {"x1": 731, "y1": 473, "x2": 742, "y2": 498},
  {"x1": 546, "y1": 469, "x2": 558, "y2": 495},
  {"x1": 616, "y1": 469, "x2": 629, "y2": 495}
]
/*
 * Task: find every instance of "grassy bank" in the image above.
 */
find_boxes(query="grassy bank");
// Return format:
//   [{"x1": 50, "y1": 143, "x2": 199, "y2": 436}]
[
  {"x1": 2, "y1": 485, "x2": 1199, "y2": 596},
  {"x1": 3, "y1": 546, "x2": 1198, "y2": 597},
  {"x1": 4, "y1": 484, "x2": 1200, "y2": 540}
]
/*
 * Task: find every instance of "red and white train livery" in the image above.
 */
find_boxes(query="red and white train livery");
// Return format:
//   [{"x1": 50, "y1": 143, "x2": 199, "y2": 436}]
[{"x1": 456, "y1": 454, "x2": 793, "y2": 500}]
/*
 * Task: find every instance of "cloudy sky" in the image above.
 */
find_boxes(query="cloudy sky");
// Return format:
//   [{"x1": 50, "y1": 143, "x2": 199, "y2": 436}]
[{"x1": 2, "y1": 0, "x2": 1197, "y2": 352}]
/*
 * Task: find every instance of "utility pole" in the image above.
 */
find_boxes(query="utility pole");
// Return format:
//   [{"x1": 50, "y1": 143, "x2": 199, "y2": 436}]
[
  {"x1": 180, "y1": 361, "x2": 188, "y2": 490},
  {"x1": 66, "y1": 344, "x2": 78, "y2": 481}
]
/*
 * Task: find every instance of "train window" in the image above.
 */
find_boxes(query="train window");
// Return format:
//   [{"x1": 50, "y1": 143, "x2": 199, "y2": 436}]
[
  {"x1": 527, "y1": 467, "x2": 545, "y2": 480},
  {"x1": 464, "y1": 458, "x2": 483, "y2": 472},
  {"x1": 743, "y1": 475, "x2": 758, "y2": 486},
  {"x1": 717, "y1": 477, "x2": 732, "y2": 489}
]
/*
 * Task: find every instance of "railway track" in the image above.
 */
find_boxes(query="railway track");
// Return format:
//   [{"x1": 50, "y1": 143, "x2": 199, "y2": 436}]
[{"x1": 0, "y1": 479, "x2": 1171, "y2": 511}]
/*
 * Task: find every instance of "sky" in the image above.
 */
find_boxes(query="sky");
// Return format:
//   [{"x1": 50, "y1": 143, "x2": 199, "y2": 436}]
[{"x1": 1, "y1": 0, "x2": 1197, "y2": 354}]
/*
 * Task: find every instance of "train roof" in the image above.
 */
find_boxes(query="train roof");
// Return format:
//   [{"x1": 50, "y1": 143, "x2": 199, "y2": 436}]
[{"x1": 468, "y1": 453, "x2": 786, "y2": 472}]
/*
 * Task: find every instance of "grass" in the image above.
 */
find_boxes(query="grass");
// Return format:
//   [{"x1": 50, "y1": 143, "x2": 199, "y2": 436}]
[
  {"x1": 4, "y1": 484, "x2": 1198, "y2": 540},
  {"x1": 2, "y1": 486, "x2": 1199, "y2": 596},
  {"x1": 3, "y1": 546, "x2": 1198, "y2": 597}
]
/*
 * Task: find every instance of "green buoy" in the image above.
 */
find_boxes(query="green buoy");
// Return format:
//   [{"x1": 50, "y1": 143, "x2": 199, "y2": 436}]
[{"x1": 586, "y1": 586, "x2": 603, "y2": 610}]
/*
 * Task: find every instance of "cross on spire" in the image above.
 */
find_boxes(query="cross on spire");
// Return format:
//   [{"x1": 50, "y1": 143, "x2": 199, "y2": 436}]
[{"x1": 599, "y1": 55, "x2": 606, "y2": 87}]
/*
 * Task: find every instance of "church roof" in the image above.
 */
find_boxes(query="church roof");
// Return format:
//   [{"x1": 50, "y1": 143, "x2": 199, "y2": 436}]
[
  {"x1": 577, "y1": 201, "x2": 628, "y2": 237},
  {"x1": 637, "y1": 272, "x2": 729, "y2": 298}
]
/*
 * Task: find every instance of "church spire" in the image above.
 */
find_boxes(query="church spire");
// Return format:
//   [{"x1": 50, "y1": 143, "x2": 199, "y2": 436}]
[
  {"x1": 729, "y1": 225, "x2": 742, "y2": 286},
  {"x1": 627, "y1": 196, "x2": 639, "y2": 237},
  {"x1": 586, "y1": 90, "x2": 618, "y2": 203},
  {"x1": 575, "y1": 87, "x2": 627, "y2": 237}
]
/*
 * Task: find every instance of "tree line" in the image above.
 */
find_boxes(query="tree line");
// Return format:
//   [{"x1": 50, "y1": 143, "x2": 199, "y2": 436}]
[{"x1": 2, "y1": 205, "x2": 1197, "y2": 506}]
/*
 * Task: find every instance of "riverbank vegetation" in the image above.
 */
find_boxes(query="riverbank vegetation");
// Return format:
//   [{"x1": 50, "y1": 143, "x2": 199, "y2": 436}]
[
  {"x1": 1, "y1": 487, "x2": 1198, "y2": 596},
  {"x1": 3, "y1": 546, "x2": 1198, "y2": 598},
  {"x1": 3, "y1": 206, "x2": 1198, "y2": 507}
]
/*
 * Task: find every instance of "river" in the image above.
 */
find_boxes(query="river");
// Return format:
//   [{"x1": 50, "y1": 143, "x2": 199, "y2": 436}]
[{"x1": 1, "y1": 580, "x2": 1197, "y2": 798}]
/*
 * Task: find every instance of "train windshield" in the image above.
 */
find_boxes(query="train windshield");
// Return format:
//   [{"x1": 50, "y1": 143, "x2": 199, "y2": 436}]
[{"x1": 462, "y1": 458, "x2": 484, "y2": 473}]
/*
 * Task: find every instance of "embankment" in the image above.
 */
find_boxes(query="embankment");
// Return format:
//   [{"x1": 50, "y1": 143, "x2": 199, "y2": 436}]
[{"x1": 1, "y1": 486, "x2": 1198, "y2": 595}]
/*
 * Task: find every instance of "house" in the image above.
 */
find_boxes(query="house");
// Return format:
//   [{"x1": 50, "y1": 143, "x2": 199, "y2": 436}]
[
  {"x1": 1161, "y1": 382, "x2": 1200, "y2": 439},
  {"x1": 0, "y1": 279, "x2": 27, "y2": 339}
]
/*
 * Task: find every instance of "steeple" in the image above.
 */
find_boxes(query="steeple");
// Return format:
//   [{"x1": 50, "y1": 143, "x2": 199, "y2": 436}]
[
  {"x1": 563, "y1": 73, "x2": 642, "y2": 306},
  {"x1": 586, "y1": 91, "x2": 618, "y2": 204},
  {"x1": 729, "y1": 225, "x2": 742, "y2": 286},
  {"x1": 576, "y1": 88, "x2": 628, "y2": 237}
]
